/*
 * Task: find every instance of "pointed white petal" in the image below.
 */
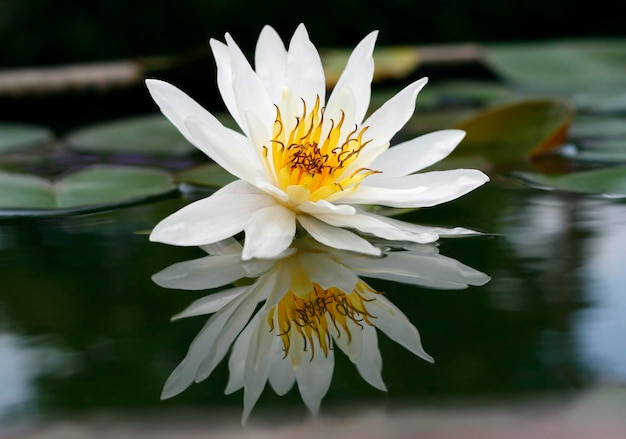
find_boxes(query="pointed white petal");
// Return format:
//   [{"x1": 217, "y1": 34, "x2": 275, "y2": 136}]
[
  {"x1": 268, "y1": 348, "x2": 296, "y2": 395},
  {"x1": 367, "y1": 294, "x2": 434, "y2": 363},
  {"x1": 225, "y1": 33, "x2": 275, "y2": 134},
  {"x1": 354, "y1": 325, "x2": 387, "y2": 391},
  {"x1": 298, "y1": 252, "x2": 359, "y2": 293},
  {"x1": 145, "y1": 79, "x2": 256, "y2": 182},
  {"x1": 242, "y1": 317, "x2": 274, "y2": 424},
  {"x1": 242, "y1": 204, "x2": 297, "y2": 260},
  {"x1": 344, "y1": 250, "x2": 491, "y2": 289},
  {"x1": 362, "y1": 77, "x2": 428, "y2": 150},
  {"x1": 368, "y1": 130, "x2": 466, "y2": 180},
  {"x1": 149, "y1": 180, "x2": 275, "y2": 246},
  {"x1": 298, "y1": 199, "x2": 356, "y2": 215},
  {"x1": 370, "y1": 215, "x2": 483, "y2": 238},
  {"x1": 331, "y1": 317, "x2": 364, "y2": 362},
  {"x1": 321, "y1": 85, "x2": 357, "y2": 141},
  {"x1": 160, "y1": 287, "x2": 250, "y2": 399},
  {"x1": 314, "y1": 211, "x2": 438, "y2": 244},
  {"x1": 152, "y1": 254, "x2": 247, "y2": 291},
  {"x1": 225, "y1": 318, "x2": 256, "y2": 394},
  {"x1": 209, "y1": 39, "x2": 240, "y2": 127},
  {"x1": 297, "y1": 214, "x2": 381, "y2": 256},
  {"x1": 326, "y1": 31, "x2": 377, "y2": 125},
  {"x1": 200, "y1": 237, "x2": 243, "y2": 256},
  {"x1": 295, "y1": 338, "x2": 334, "y2": 415},
  {"x1": 341, "y1": 169, "x2": 490, "y2": 208},
  {"x1": 285, "y1": 24, "x2": 325, "y2": 105},
  {"x1": 255, "y1": 25, "x2": 288, "y2": 101},
  {"x1": 195, "y1": 270, "x2": 277, "y2": 382},
  {"x1": 172, "y1": 287, "x2": 248, "y2": 321}
]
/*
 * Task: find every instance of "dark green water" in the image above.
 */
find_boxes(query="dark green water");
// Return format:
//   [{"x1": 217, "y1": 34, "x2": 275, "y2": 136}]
[{"x1": 1, "y1": 176, "x2": 624, "y2": 431}]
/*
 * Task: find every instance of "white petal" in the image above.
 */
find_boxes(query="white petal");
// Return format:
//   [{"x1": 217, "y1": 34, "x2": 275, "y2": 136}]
[
  {"x1": 326, "y1": 31, "x2": 377, "y2": 126},
  {"x1": 145, "y1": 79, "x2": 256, "y2": 182},
  {"x1": 297, "y1": 214, "x2": 381, "y2": 256},
  {"x1": 321, "y1": 85, "x2": 357, "y2": 141},
  {"x1": 295, "y1": 338, "x2": 334, "y2": 415},
  {"x1": 225, "y1": 33, "x2": 275, "y2": 135},
  {"x1": 314, "y1": 211, "x2": 438, "y2": 244},
  {"x1": 195, "y1": 271, "x2": 276, "y2": 382},
  {"x1": 209, "y1": 39, "x2": 240, "y2": 127},
  {"x1": 331, "y1": 317, "x2": 364, "y2": 362},
  {"x1": 200, "y1": 237, "x2": 243, "y2": 256},
  {"x1": 367, "y1": 294, "x2": 434, "y2": 363},
  {"x1": 298, "y1": 199, "x2": 356, "y2": 215},
  {"x1": 150, "y1": 180, "x2": 275, "y2": 246},
  {"x1": 298, "y1": 252, "x2": 359, "y2": 293},
  {"x1": 285, "y1": 24, "x2": 325, "y2": 105},
  {"x1": 242, "y1": 316, "x2": 274, "y2": 424},
  {"x1": 172, "y1": 287, "x2": 248, "y2": 321},
  {"x1": 368, "y1": 130, "x2": 466, "y2": 180},
  {"x1": 242, "y1": 204, "x2": 297, "y2": 260},
  {"x1": 160, "y1": 286, "x2": 251, "y2": 399},
  {"x1": 362, "y1": 77, "x2": 428, "y2": 150},
  {"x1": 344, "y1": 250, "x2": 491, "y2": 289},
  {"x1": 354, "y1": 325, "x2": 387, "y2": 391},
  {"x1": 370, "y1": 215, "x2": 483, "y2": 238},
  {"x1": 255, "y1": 25, "x2": 288, "y2": 101},
  {"x1": 225, "y1": 318, "x2": 256, "y2": 394},
  {"x1": 152, "y1": 254, "x2": 247, "y2": 290},
  {"x1": 341, "y1": 169, "x2": 490, "y2": 208},
  {"x1": 268, "y1": 346, "x2": 296, "y2": 395}
]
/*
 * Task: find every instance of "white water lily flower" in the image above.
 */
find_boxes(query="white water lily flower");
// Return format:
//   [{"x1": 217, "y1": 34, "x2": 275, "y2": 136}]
[
  {"x1": 146, "y1": 24, "x2": 489, "y2": 260},
  {"x1": 153, "y1": 237, "x2": 490, "y2": 422}
]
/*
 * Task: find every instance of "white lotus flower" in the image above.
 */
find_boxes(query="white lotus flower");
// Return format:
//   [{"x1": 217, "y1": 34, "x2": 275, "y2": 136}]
[
  {"x1": 146, "y1": 24, "x2": 489, "y2": 260},
  {"x1": 153, "y1": 237, "x2": 490, "y2": 422}
]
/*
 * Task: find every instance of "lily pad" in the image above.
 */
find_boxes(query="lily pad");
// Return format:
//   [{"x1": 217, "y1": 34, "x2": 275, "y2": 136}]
[
  {"x1": 65, "y1": 114, "x2": 196, "y2": 156},
  {"x1": 0, "y1": 165, "x2": 176, "y2": 216},
  {"x1": 484, "y1": 39, "x2": 626, "y2": 91},
  {"x1": 515, "y1": 166, "x2": 626, "y2": 197},
  {"x1": 0, "y1": 122, "x2": 54, "y2": 153},
  {"x1": 451, "y1": 98, "x2": 574, "y2": 167},
  {"x1": 175, "y1": 163, "x2": 237, "y2": 188}
]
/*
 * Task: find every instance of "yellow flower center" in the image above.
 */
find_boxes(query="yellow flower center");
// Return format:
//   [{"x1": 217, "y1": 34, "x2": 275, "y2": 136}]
[
  {"x1": 267, "y1": 281, "x2": 379, "y2": 362},
  {"x1": 262, "y1": 97, "x2": 379, "y2": 203}
]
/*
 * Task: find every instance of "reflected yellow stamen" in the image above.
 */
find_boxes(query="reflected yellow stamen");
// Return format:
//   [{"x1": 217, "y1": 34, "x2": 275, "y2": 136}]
[
  {"x1": 267, "y1": 282, "x2": 379, "y2": 361},
  {"x1": 263, "y1": 97, "x2": 380, "y2": 203}
]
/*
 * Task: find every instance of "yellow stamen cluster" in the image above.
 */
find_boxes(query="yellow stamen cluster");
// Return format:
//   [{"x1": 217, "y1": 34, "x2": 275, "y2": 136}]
[
  {"x1": 267, "y1": 282, "x2": 379, "y2": 361},
  {"x1": 262, "y1": 97, "x2": 379, "y2": 202}
]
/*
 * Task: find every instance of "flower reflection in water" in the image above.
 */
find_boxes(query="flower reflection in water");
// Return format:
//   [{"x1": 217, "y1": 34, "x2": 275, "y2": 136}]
[{"x1": 153, "y1": 237, "x2": 489, "y2": 422}]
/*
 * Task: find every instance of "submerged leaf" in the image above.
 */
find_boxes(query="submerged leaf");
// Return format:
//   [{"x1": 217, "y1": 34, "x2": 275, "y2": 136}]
[
  {"x1": 66, "y1": 114, "x2": 196, "y2": 156},
  {"x1": 175, "y1": 163, "x2": 238, "y2": 188},
  {"x1": 451, "y1": 99, "x2": 574, "y2": 168},
  {"x1": 0, "y1": 122, "x2": 54, "y2": 153},
  {"x1": 484, "y1": 39, "x2": 626, "y2": 91},
  {"x1": 515, "y1": 166, "x2": 626, "y2": 196},
  {"x1": 0, "y1": 165, "x2": 176, "y2": 216}
]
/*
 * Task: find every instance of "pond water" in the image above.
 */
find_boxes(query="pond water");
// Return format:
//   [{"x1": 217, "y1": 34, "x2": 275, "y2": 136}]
[{"x1": 1, "y1": 171, "x2": 625, "y2": 433}]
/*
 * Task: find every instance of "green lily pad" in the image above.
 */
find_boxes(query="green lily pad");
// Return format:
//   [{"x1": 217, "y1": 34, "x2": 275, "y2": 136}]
[
  {"x1": 451, "y1": 98, "x2": 574, "y2": 167},
  {"x1": 0, "y1": 165, "x2": 176, "y2": 216},
  {"x1": 0, "y1": 122, "x2": 54, "y2": 153},
  {"x1": 484, "y1": 39, "x2": 626, "y2": 91},
  {"x1": 515, "y1": 166, "x2": 626, "y2": 197},
  {"x1": 175, "y1": 162, "x2": 237, "y2": 188},
  {"x1": 65, "y1": 114, "x2": 196, "y2": 156}
]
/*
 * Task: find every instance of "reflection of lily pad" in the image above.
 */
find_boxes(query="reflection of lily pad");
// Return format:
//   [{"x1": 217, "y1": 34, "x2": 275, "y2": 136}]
[
  {"x1": 452, "y1": 99, "x2": 574, "y2": 165},
  {"x1": 175, "y1": 163, "x2": 237, "y2": 188},
  {"x1": 0, "y1": 122, "x2": 54, "y2": 153},
  {"x1": 66, "y1": 114, "x2": 196, "y2": 156},
  {"x1": 484, "y1": 39, "x2": 626, "y2": 90},
  {"x1": 515, "y1": 166, "x2": 626, "y2": 196},
  {"x1": 0, "y1": 165, "x2": 176, "y2": 216}
]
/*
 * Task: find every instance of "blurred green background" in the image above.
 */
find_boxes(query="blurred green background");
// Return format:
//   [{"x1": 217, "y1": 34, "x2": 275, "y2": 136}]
[{"x1": 0, "y1": 0, "x2": 621, "y2": 68}]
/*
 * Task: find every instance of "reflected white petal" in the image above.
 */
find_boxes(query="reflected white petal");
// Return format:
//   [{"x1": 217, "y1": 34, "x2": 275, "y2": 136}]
[
  {"x1": 172, "y1": 287, "x2": 248, "y2": 320},
  {"x1": 152, "y1": 254, "x2": 248, "y2": 291}
]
